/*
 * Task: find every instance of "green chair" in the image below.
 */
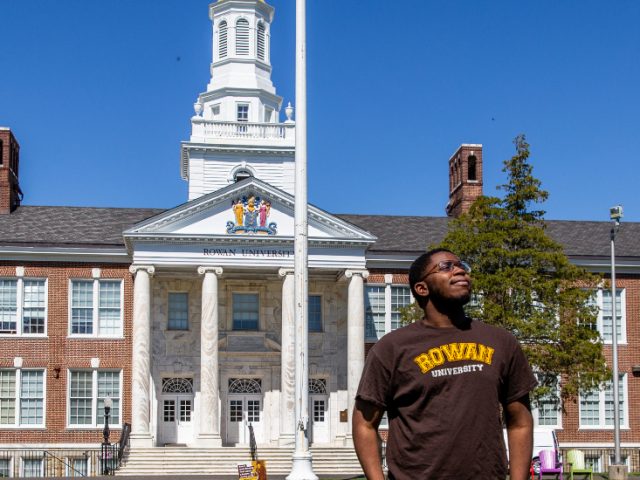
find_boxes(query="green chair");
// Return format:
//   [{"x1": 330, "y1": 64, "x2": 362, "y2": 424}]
[{"x1": 566, "y1": 449, "x2": 593, "y2": 480}]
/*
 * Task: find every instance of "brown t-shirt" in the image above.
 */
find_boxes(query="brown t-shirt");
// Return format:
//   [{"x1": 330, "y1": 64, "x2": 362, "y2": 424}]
[{"x1": 356, "y1": 318, "x2": 536, "y2": 480}]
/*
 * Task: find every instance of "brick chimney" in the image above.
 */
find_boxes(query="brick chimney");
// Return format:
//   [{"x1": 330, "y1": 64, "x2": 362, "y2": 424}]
[
  {"x1": 445, "y1": 144, "x2": 483, "y2": 218},
  {"x1": 0, "y1": 128, "x2": 23, "y2": 214}
]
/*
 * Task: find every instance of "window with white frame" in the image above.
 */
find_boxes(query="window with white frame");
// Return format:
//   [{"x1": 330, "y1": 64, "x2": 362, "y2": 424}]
[
  {"x1": 235, "y1": 18, "x2": 250, "y2": 55},
  {"x1": 584, "y1": 455, "x2": 601, "y2": 472},
  {"x1": 264, "y1": 106, "x2": 274, "y2": 123},
  {"x1": 532, "y1": 374, "x2": 561, "y2": 428},
  {"x1": 22, "y1": 458, "x2": 43, "y2": 477},
  {"x1": 579, "y1": 374, "x2": 627, "y2": 428},
  {"x1": 168, "y1": 292, "x2": 188, "y2": 330},
  {"x1": 365, "y1": 286, "x2": 385, "y2": 339},
  {"x1": 232, "y1": 293, "x2": 259, "y2": 330},
  {"x1": 67, "y1": 457, "x2": 89, "y2": 477},
  {"x1": 601, "y1": 289, "x2": 625, "y2": 343},
  {"x1": 0, "y1": 278, "x2": 46, "y2": 336},
  {"x1": 0, "y1": 458, "x2": 10, "y2": 477},
  {"x1": 0, "y1": 369, "x2": 45, "y2": 427},
  {"x1": 586, "y1": 289, "x2": 625, "y2": 343},
  {"x1": 218, "y1": 20, "x2": 228, "y2": 59},
  {"x1": 308, "y1": 295, "x2": 322, "y2": 332},
  {"x1": 237, "y1": 104, "x2": 249, "y2": 123},
  {"x1": 236, "y1": 103, "x2": 249, "y2": 134},
  {"x1": 365, "y1": 282, "x2": 412, "y2": 341},
  {"x1": 68, "y1": 370, "x2": 121, "y2": 427},
  {"x1": 70, "y1": 280, "x2": 122, "y2": 337},
  {"x1": 256, "y1": 22, "x2": 266, "y2": 60}
]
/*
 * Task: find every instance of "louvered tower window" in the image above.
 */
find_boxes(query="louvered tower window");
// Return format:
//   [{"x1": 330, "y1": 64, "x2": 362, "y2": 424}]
[
  {"x1": 236, "y1": 18, "x2": 250, "y2": 56},
  {"x1": 218, "y1": 21, "x2": 228, "y2": 59},
  {"x1": 257, "y1": 22, "x2": 265, "y2": 60}
]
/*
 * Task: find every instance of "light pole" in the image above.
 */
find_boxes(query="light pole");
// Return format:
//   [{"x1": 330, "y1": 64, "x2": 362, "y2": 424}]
[
  {"x1": 609, "y1": 206, "x2": 623, "y2": 475},
  {"x1": 102, "y1": 395, "x2": 113, "y2": 475},
  {"x1": 286, "y1": 0, "x2": 317, "y2": 479}
]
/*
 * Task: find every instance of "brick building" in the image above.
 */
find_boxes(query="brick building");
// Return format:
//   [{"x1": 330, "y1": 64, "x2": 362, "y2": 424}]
[{"x1": 0, "y1": 0, "x2": 639, "y2": 476}]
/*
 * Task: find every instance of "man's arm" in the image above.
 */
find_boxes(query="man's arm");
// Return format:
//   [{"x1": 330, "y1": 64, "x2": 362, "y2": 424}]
[
  {"x1": 505, "y1": 394, "x2": 534, "y2": 480},
  {"x1": 353, "y1": 399, "x2": 386, "y2": 480}
]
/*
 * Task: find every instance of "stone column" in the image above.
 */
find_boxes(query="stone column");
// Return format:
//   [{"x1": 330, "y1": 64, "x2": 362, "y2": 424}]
[
  {"x1": 129, "y1": 265, "x2": 155, "y2": 448},
  {"x1": 278, "y1": 268, "x2": 296, "y2": 446},
  {"x1": 345, "y1": 269, "x2": 369, "y2": 442},
  {"x1": 197, "y1": 266, "x2": 223, "y2": 447}
]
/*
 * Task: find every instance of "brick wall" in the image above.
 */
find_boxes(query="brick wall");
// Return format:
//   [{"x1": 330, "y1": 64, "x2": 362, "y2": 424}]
[
  {"x1": 558, "y1": 274, "x2": 640, "y2": 444},
  {"x1": 0, "y1": 262, "x2": 133, "y2": 444}
]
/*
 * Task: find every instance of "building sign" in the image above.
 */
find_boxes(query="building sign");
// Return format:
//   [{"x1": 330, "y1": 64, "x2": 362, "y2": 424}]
[
  {"x1": 227, "y1": 195, "x2": 277, "y2": 235},
  {"x1": 203, "y1": 247, "x2": 292, "y2": 258}
]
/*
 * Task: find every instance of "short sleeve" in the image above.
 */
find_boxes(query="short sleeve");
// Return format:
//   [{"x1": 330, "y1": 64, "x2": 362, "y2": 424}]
[
  {"x1": 501, "y1": 336, "x2": 537, "y2": 405},
  {"x1": 356, "y1": 345, "x2": 393, "y2": 409}
]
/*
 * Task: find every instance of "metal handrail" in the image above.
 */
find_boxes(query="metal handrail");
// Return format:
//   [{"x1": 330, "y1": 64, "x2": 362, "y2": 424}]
[{"x1": 118, "y1": 422, "x2": 131, "y2": 463}]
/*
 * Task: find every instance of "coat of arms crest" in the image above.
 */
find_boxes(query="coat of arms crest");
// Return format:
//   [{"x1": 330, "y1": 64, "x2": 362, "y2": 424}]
[{"x1": 227, "y1": 195, "x2": 277, "y2": 235}]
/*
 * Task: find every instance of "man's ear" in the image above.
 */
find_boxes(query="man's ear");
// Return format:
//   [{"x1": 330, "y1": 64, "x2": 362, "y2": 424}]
[{"x1": 414, "y1": 281, "x2": 429, "y2": 298}]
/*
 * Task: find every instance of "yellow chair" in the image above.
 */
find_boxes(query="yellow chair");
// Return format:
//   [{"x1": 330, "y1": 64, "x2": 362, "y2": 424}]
[{"x1": 566, "y1": 449, "x2": 593, "y2": 480}]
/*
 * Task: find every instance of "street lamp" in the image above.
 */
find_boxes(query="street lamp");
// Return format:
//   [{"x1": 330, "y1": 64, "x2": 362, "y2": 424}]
[
  {"x1": 102, "y1": 395, "x2": 113, "y2": 475},
  {"x1": 609, "y1": 206, "x2": 623, "y2": 474}
]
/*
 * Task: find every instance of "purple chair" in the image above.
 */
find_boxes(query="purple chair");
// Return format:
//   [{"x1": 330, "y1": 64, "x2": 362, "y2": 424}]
[{"x1": 538, "y1": 449, "x2": 563, "y2": 479}]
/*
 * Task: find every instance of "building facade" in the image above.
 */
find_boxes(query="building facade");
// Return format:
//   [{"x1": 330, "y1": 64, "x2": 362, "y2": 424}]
[{"x1": 1, "y1": 0, "x2": 639, "y2": 475}]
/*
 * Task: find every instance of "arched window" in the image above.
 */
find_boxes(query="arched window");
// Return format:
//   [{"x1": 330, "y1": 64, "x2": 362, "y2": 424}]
[
  {"x1": 236, "y1": 18, "x2": 250, "y2": 56},
  {"x1": 229, "y1": 378, "x2": 262, "y2": 394},
  {"x1": 218, "y1": 20, "x2": 228, "y2": 59},
  {"x1": 162, "y1": 378, "x2": 193, "y2": 394},
  {"x1": 234, "y1": 169, "x2": 252, "y2": 182},
  {"x1": 309, "y1": 378, "x2": 327, "y2": 394},
  {"x1": 256, "y1": 22, "x2": 265, "y2": 60},
  {"x1": 468, "y1": 155, "x2": 477, "y2": 181}
]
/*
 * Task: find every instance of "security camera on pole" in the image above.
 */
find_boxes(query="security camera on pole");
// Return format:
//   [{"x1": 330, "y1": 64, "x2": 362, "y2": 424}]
[{"x1": 608, "y1": 205, "x2": 627, "y2": 480}]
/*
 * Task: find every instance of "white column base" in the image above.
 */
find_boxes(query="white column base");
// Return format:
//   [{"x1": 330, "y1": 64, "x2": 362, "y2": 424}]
[
  {"x1": 195, "y1": 433, "x2": 222, "y2": 447},
  {"x1": 129, "y1": 433, "x2": 154, "y2": 448},
  {"x1": 286, "y1": 452, "x2": 319, "y2": 480}
]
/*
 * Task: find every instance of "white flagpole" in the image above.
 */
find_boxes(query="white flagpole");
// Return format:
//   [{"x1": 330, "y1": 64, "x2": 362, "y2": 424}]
[{"x1": 287, "y1": 0, "x2": 317, "y2": 478}]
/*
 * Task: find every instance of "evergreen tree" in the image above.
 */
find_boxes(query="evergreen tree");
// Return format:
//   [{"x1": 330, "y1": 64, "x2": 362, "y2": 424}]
[{"x1": 402, "y1": 135, "x2": 609, "y2": 404}]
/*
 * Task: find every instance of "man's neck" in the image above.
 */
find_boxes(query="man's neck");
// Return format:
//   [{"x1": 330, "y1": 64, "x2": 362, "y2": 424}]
[{"x1": 421, "y1": 302, "x2": 466, "y2": 328}]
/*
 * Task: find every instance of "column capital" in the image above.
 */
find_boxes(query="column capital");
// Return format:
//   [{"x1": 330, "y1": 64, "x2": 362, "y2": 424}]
[
  {"x1": 197, "y1": 266, "x2": 223, "y2": 276},
  {"x1": 278, "y1": 267, "x2": 295, "y2": 277},
  {"x1": 129, "y1": 265, "x2": 155, "y2": 276},
  {"x1": 344, "y1": 269, "x2": 369, "y2": 280}
]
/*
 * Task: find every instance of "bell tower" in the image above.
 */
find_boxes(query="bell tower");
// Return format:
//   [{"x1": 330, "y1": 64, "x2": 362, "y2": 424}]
[
  {"x1": 181, "y1": 0, "x2": 295, "y2": 201},
  {"x1": 445, "y1": 144, "x2": 483, "y2": 218}
]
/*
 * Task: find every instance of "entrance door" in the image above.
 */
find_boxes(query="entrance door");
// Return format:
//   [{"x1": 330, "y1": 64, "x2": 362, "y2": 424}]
[
  {"x1": 308, "y1": 378, "x2": 330, "y2": 444},
  {"x1": 160, "y1": 395, "x2": 194, "y2": 445},
  {"x1": 227, "y1": 395, "x2": 263, "y2": 445},
  {"x1": 310, "y1": 395, "x2": 330, "y2": 444},
  {"x1": 158, "y1": 378, "x2": 194, "y2": 446}
]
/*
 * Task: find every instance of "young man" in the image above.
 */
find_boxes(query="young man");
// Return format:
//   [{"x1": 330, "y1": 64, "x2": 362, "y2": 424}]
[{"x1": 353, "y1": 248, "x2": 536, "y2": 480}]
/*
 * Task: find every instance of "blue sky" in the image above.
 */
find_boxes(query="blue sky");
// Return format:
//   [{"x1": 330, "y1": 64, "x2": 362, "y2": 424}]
[{"x1": 1, "y1": 1, "x2": 639, "y2": 222}]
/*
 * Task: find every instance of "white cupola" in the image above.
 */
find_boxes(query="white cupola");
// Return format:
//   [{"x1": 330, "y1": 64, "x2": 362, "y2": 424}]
[
  {"x1": 181, "y1": 0, "x2": 296, "y2": 201},
  {"x1": 201, "y1": 0, "x2": 281, "y2": 123}
]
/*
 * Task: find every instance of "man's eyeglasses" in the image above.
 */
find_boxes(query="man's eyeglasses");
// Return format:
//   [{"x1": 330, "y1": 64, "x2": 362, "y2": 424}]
[{"x1": 421, "y1": 260, "x2": 471, "y2": 281}]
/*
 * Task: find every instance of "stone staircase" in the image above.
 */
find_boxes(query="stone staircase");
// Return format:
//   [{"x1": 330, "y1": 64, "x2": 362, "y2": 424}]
[{"x1": 116, "y1": 446, "x2": 363, "y2": 477}]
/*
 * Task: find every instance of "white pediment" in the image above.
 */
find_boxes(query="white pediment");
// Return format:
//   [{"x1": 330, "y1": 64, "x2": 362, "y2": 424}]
[{"x1": 124, "y1": 178, "x2": 376, "y2": 246}]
